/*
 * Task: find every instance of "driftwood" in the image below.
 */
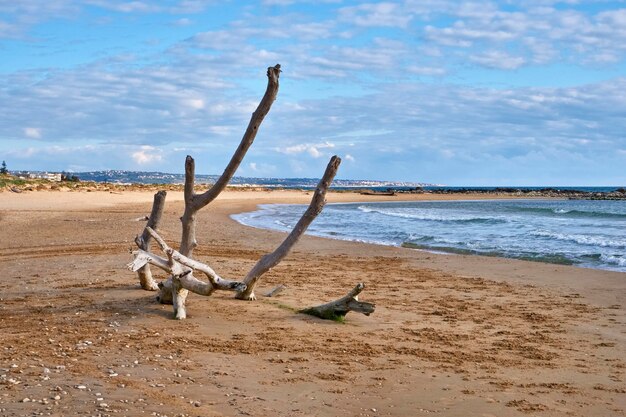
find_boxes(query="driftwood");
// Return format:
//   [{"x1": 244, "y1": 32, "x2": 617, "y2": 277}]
[
  {"x1": 144, "y1": 64, "x2": 281, "y2": 306},
  {"x1": 179, "y1": 64, "x2": 282, "y2": 258},
  {"x1": 134, "y1": 190, "x2": 167, "y2": 291},
  {"x1": 129, "y1": 64, "x2": 373, "y2": 322},
  {"x1": 128, "y1": 228, "x2": 247, "y2": 319},
  {"x1": 129, "y1": 155, "x2": 339, "y2": 317},
  {"x1": 301, "y1": 283, "x2": 375, "y2": 321}
]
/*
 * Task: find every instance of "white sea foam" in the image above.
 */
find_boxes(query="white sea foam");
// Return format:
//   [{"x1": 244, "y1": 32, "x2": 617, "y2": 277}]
[
  {"x1": 532, "y1": 230, "x2": 626, "y2": 248},
  {"x1": 357, "y1": 205, "x2": 503, "y2": 223},
  {"x1": 600, "y1": 254, "x2": 626, "y2": 267}
]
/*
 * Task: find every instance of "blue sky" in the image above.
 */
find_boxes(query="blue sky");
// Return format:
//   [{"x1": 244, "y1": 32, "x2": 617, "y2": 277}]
[{"x1": 1, "y1": 0, "x2": 625, "y2": 185}]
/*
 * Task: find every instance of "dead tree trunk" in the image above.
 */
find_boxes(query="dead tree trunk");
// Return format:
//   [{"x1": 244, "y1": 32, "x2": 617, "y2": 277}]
[
  {"x1": 130, "y1": 64, "x2": 373, "y2": 321},
  {"x1": 134, "y1": 190, "x2": 167, "y2": 290},
  {"x1": 236, "y1": 156, "x2": 341, "y2": 300},
  {"x1": 132, "y1": 155, "x2": 341, "y2": 318},
  {"x1": 300, "y1": 283, "x2": 375, "y2": 321},
  {"x1": 153, "y1": 64, "x2": 281, "y2": 309}
]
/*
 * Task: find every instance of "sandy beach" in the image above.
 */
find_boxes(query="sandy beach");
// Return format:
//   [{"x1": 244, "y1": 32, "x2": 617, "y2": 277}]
[{"x1": 0, "y1": 189, "x2": 624, "y2": 417}]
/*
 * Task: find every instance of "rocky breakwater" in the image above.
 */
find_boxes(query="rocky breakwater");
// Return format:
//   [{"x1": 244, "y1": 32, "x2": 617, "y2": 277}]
[{"x1": 398, "y1": 187, "x2": 626, "y2": 200}]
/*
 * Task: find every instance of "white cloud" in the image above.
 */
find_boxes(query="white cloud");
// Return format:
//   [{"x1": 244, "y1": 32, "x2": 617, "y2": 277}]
[
  {"x1": 339, "y1": 3, "x2": 412, "y2": 28},
  {"x1": 426, "y1": 23, "x2": 518, "y2": 46},
  {"x1": 184, "y1": 98, "x2": 205, "y2": 109},
  {"x1": 470, "y1": 51, "x2": 526, "y2": 69},
  {"x1": 244, "y1": 161, "x2": 277, "y2": 176},
  {"x1": 131, "y1": 146, "x2": 163, "y2": 165},
  {"x1": 276, "y1": 142, "x2": 335, "y2": 158},
  {"x1": 1, "y1": 0, "x2": 626, "y2": 184},
  {"x1": 24, "y1": 127, "x2": 41, "y2": 139},
  {"x1": 172, "y1": 18, "x2": 193, "y2": 26},
  {"x1": 86, "y1": 1, "x2": 159, "y2": 13},
  {"x1": 262, "y1": 0, "x2": 295, "y2": 5},
  {"x1": 407, "y1": 65, "x2": 446, "y2": 76}
]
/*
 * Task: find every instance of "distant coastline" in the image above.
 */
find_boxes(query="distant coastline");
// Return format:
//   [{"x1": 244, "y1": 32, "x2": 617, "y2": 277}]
[{"x1": 3, "y1": 170, "x2": 625, "y2": 199}]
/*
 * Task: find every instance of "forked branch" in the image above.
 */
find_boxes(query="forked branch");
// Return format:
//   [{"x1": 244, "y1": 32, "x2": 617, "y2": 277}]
[
  {"x1": 143, "y1": 227, "x2": 246, "y2": 292},
  {"x1": 154, "y1": 64, "x2": 282, "y2": 306},
  {"x1": 129, "y1": 65, "x2": 374, "y2": 322},
  {"x1": 130, "y1": 155, "x2": 342, "y2": 318},
  {"x1": 180, "y1": 65, "x2": 281, "y2": 257}
]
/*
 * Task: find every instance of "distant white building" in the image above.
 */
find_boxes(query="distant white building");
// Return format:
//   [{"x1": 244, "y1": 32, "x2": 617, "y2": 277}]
[{"x1": 21, "y1": 172, "x2": 63, "y2": 181}]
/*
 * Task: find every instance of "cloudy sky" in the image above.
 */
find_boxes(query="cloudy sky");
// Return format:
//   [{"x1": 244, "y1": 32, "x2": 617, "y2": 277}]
[{"x1": 1, "y1": 1, "x2": 625, "y2": 185}]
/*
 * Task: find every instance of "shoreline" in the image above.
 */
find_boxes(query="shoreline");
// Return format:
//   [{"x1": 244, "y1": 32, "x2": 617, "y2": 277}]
[
  {"x1": 229, "y1": 193, "x2": 626, "y2": 284},
  {"x1": 0, "y1": 187, "x2": 569, "y2": 211},
  {"x1": 1, "y1": 189, "x2": 624, "y2": 416},
  {"x1": 2, "y1": 189, "x2": 625, "y2": 307}
]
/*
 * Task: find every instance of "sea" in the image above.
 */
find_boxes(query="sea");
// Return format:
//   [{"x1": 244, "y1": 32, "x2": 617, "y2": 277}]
[{"x1": 232, "y1": 199, "x2": 626, "y2": 273}]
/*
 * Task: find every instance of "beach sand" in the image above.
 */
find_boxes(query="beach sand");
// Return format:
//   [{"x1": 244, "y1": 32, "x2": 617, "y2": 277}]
[{"x1": 0, "y1": 190, "x2": 624, "y2": 417}]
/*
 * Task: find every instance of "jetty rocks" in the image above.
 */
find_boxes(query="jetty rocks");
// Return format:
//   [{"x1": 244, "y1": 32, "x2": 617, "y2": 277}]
[{"x1": 400, "y1": 187, "x2": 626, "y2": 200}]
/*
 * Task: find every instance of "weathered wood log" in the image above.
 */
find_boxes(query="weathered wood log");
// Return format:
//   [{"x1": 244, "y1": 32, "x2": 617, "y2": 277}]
[
  {"x1": 130, "y1": 226, "x2": 247, "y2": 319},
  {"x1": 236, "y1": 155, "x2": 341, "y2": 301},
  {"x1": 146, "y1": 227, "x2": 246, "y2": 291},
  {"x1": 128, "y1": 243, "x2": 246, "y2": 320},
  {"x1": 128, "y1": 249, "x2": 170, "y2": 273},
  {"x1": 300, "y1": 283, "x2": 375, "y2": 321},
  {"x1": 131, "y1": 155, "x2": 341, "y2": 316},
  {"x1": 189, "y1": 64, "x2": 282, "y2": 214},
  {"x1": 134, "y1": 190, "x2": 167, "y2": 291}
]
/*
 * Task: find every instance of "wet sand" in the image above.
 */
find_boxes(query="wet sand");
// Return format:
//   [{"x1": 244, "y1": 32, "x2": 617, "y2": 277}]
[{"x1": 0, "y1": 190, "x2": 624, "y2": 417}]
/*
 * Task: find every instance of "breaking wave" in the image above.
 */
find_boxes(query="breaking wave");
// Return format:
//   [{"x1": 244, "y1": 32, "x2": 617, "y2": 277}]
[{"x1": 357, "y1": 206, "x2": 506, "y2": 224}]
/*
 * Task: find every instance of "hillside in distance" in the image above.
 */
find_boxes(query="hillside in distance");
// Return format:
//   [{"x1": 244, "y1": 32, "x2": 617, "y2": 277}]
[{"x1": 73, "y1": 170, "x2": 430, "y2": 189}]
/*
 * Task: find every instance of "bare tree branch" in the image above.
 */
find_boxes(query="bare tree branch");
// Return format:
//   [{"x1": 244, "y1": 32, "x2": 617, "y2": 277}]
[
  {"x1": 134, "y1": 190, "x2": 167, "y2": 290},
  {"x1": 128, "y1": 65, "x2": 374, "y2": 322},
  {"x1": 177, "y1": 64, "x2": 282, "y2": 254},
  {"x1": 301, "y1": 283, "x2": 375, "y2": 321},
  {"x1": 128, "y1": 249, "x2": 170, "y2": 273},
  {"x1": 145, "y1": 227, "x2": 246, "y2": 292},
  {"x1": 180, "y1": 156, "x2": 198, "y2": 257},
  {"x1": 192, "y1": 64, "x2": 281, "y2": 211},
  {"x1": 155, "y1": 64, "x2": 282, "y2": 308},
  {"x1": 236, "y1": 155, "x2": 341, "y2": 300}
]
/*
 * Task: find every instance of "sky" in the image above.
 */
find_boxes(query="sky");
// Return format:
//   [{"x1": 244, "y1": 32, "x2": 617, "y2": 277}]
[{"x1": 1, "y1": 1, "x2": 625, "y2": 186}]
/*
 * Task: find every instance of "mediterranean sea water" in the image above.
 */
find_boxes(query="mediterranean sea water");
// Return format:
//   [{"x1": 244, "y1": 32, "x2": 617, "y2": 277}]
[{"x1": 232, "y1": 199, "x2": 626, "y2": 272}]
